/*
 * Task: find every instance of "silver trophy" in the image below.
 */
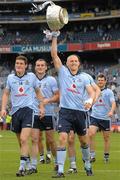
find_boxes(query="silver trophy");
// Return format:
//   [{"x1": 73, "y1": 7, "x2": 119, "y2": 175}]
[{"x1": 31, "y1": 1, "x2": 68, "y2": 30}]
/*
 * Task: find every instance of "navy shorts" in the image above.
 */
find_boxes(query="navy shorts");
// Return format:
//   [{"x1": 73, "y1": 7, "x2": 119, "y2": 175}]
[
  {"x1": 90, "y1": 116, "x2": 111, "y2": 131},
  {"x1": 58, "y1": 108, "x2": 87, "y2": 136},
  {"x1": 11, "y1": 107, "x2": 33, "y2": 133},
  {"x1": 33, "y1": 115, "x2": 54, "y2": 131}
]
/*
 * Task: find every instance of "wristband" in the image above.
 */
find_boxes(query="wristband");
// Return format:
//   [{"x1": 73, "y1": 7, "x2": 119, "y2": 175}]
[
  {"x1": 52, "y1": 31, "x2": 60, "y2": 38},
  {"x1": 84, "y1": 98, "x2": 93, "y2": 105}
]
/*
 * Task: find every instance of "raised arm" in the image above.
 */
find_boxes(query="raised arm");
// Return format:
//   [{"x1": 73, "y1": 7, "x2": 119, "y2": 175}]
[{"x1": 51, "y1": 36, "x2": 62, "y2": 71}]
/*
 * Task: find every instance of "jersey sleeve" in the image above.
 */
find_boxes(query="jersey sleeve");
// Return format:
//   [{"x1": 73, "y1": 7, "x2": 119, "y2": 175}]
[
  {"x1": 88, "y1": 74, "x2": 96, "y2": 85},
  {"x1": 109, "y1": 90, "x2": 115, "y2": 103},
  {"x1": 82, "y1": 74, "x2": 91, "y2": 87},
  {"x1": 32, "y1": 73, "x2": 39, "y2": 89},
  {"x1": 58, "y1": 65, "x2": 67, "y2": 76},
  {"x1": 5, "y1": 75, "x2": 11, "y2": 90},
  {"x1": 49, "y1": 77, "x2": 59, "y2": 93}
]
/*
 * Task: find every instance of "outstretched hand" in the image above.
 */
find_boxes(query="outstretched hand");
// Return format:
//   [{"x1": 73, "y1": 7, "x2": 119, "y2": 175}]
[
  {"x1": 1, "y1": 109, "x2": 7, "y2": 118},
  {"x1": 43, "y1": 29, "x2": 60, "y2": 40},
  {"x1": 39, "y1": 103, "x2": 45, "y2": 119},
  {"x1": 84, "y1": 98, "x2": 93, "y2": 110}
]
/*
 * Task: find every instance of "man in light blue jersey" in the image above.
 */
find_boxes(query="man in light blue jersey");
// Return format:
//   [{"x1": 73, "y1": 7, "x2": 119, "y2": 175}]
[
  {"x1": 50, "y1": 32, "x2": 95, "y2": 177},
  {"x1": 31, "y1": 59, "x2": 59, "y2": 172},
  {"x1": 89, "y1": 73, "x2": 116, "y2": 163},
  {"x1": 67, "y1": 73, "x2": 100, "y2": 173},
  {"x1": 1, "y1": 55, "x2": 44, "y2": 177}
]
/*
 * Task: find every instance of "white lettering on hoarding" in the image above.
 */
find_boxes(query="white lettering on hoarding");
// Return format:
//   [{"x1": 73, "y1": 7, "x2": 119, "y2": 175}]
[
  {"x1": 0, "y1": 47, "x2": 10, "y2": 53},
  {"x1": 21, "y1": 46, "x2": 50, "y2": 52},
  {"x1": 97, "y1": 43, "x2": 111, "y2": 48}
]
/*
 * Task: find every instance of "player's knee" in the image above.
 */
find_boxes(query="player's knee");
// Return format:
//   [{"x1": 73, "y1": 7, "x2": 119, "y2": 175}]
[
  {"x1": 32, "y1": 137, "x2": 39, "y2": 144},
  {"x1": 88, "y1": 130, "x2": 96, "y2": 137},
  {"x1": 68, "y1": 136, "x2": 74, "y2": 145},
  {"x1": 104, "y1": 135, "x2": 110, "y2": 142},
  {"x1": 48, "y1": 138, "x2": 55, "y2": 145},
  {"x1": 20, "y1": 137, "x2": 27, "y2": 145},
  {"x1": 59, "y1": 135, "x2": 67, "y2": 146}
]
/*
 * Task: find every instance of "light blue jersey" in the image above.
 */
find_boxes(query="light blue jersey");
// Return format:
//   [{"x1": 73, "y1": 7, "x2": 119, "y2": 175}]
[
  {"x1": 58, "y1": 66, "x2": 92, "y2": 111},
  {"x1": 91, "y1": 88, "x2": 115, "y2": 120},
  {"x1": 33, "y1": 75, "x2": 58, "y2": 116},
  {"x1": 6, "y1": 72, "x2": 38, "y2": 115}
]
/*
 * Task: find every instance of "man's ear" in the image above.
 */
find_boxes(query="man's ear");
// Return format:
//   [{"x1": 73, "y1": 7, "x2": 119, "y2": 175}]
[
  {"x1": 66, "y1": 60, "x2": 69, "y2": 67},
  {"x1": 25, "y1": 64, "x2": 28, "y2": 69},
  {"x1": 45, "y1": 66, "x2": 47, "y2": 71}
]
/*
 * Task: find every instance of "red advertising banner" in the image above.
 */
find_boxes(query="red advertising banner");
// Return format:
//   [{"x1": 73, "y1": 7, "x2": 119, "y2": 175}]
[
  {"x1": 67, "y1": 41, "x2": 120, "y2": 52},
  {"x1": 84, "y1": 41, "x2": 120, "y2": 51},
  {"x1": 67, "y1": 43, "x2": 83, "y2": 51},
  {"x1": 0, "y1": 46, "x2": 11, "y2": 53}
]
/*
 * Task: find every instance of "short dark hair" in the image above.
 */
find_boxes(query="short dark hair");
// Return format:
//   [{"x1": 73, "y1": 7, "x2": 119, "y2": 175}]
[
  {"x1": 97, "y1": 73, "x2": 107, "y2": 81},
  {"x1": 16, "y1": 55, "x2": 28, "y2": 65},
  {"x1": 35, "y1": 58, "x2": 47, "y2": 66}
]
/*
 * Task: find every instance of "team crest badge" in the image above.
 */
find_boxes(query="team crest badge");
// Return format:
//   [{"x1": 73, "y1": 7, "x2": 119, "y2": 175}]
[{"x1": 25, "y1": 80, "x2": 29, "y2": 85}]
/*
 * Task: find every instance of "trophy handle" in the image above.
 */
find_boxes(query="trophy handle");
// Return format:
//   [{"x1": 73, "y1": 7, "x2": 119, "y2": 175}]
[{"x1": 31, "y1": 1, "x2": 54, "y2": 13}]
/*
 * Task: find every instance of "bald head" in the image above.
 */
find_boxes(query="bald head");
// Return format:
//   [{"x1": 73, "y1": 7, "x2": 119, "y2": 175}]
[
  {"x1": 67, "y1": 54, "x2": 80, "y2": 63},
  {"x1": 66, "y1": 54, "x2": 81, "y2": 74}
]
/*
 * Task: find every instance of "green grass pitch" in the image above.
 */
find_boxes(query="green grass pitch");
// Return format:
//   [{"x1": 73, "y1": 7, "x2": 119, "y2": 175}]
[{"x1": 0, "y1": 131, "x2": 120, "y2": 180}]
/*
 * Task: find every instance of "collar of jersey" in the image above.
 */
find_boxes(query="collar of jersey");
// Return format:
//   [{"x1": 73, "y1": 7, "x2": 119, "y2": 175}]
[
  {"x1": 15, "y1": 71, "x2": 27, "y2": 78},
  {"x1": 101, "y1": 85, "x2": 107, "y2": 91},
  {"x1": 67, "y1": 67, "x2": 81, "y2": 76},
  {"x1": 36, "y1": 73, "x2": 47, "y2": 81}
]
